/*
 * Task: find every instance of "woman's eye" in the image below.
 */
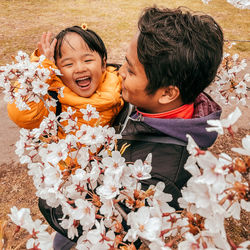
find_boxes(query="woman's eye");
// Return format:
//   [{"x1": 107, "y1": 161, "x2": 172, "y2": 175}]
[
  {"x1": 85, "y1": 59, "x2": 93, "y2": 62},
  {"x1": 127, "y1": 67, "x2": 134, "y2": 75}
]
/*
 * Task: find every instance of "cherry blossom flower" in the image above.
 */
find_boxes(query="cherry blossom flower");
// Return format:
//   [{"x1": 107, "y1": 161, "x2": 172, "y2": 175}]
[
  {"x1": 129, "y1": 158, "x2": 152, "y2": 180},
  {"x1": 15, "y1": 50, "x2": 30, "y2": 62},
  {"x1": 72, "y1": 199, "x2": 96, "y2": 230},
  {"x1": 232, "y1": 135, "x2": 250, "y2": 156},
  {"x1": 124, "y1": 206, "x2": 161, "y2": 242},
  {"x1": 237, "y1": 240, "x2": 250, "y2": 249},
  {"x1": 102, "y1": 151, "x2": 126, "y2": 179},
  {"x1": 75, "y1": 233, "x2": 91, "y2": 249},
  {"x1": 186, "y1": 134, "x2": 202, "y2": 156},
  {"x1": 226, "y1": 0, "x2": 250, "y2": 9},
  {"x1": 147, "y1": 182, "x2": 175, "y2": 214},
  {"x1": 57, "y1": 86, "x2": 65, "y2": 97},
  {"x1": 196, "y1": 151, "x2": 227, "y2": 193},
  {"x1": 207, "y1": 107, "x2": 242, "y2": 135},
  {"x1": 96, "y1": 175, "x2": 121, "y2": 200},
  {"x1": 64, "y1": 118, "x2": 79, "y2": 134},
  {"x1": 25, "y1": 218, "x2": 48, "y2": 235},
  {"x1": 87, "y1": 220, "x2": 115, "y2": 249},
  {"x1": 64, "y1": 170, "x2": 88, "y2": 200},
  {"x1": 235, "y1": 81, "x2": 247, "y2": 95},
  {"x1": 201, "y1": 0, "x2": 211, "y2": 4},
  {"x1": 244, "y1": 73, "x2": 250, "y2": 82},
  {"x1": 40, "y1": 141, "x2": 68, "y2": 165},
  {"x1": 43, "y1": 164, "x2": 62, "y2": 187},
  {"x1": 83, "y1": 126, "x2": 105, "y2": 146},
  {"x1": 240, "y1": 199, "x2": 250, "y2": 212},
  {"x1": 103, "y1": 126, "x2": 122, "y2": 150},
  {"x1": 99, "y1": 198, "x2": 115, "y2": 219},
  {"x1": 179, "y1": 179, "x2": 225, "y2": 217},
  {"x1": 26, "y1": 236, "x2": 53, "y2": 250},
  {"x1": 39, "y1": 111, "x2": 58, "y2": 136},
  {"x1": 80, "y1": 104, "x2": 99, "y2": 121},
  {"x1": 60, "y1": 107, "x2": 76, "y2": 122},
  {"x1": 31, "y1": 80, "x2": 49, "y2": 96},
  {"x1": 149, "y1": 240, "x2": 172, "y2": 250},
  {"x1": 60, "y1": 217, "x2": 79, "y2": 239},
  {"x1": 184, "y1": 155, "x2": 201, "y2": 177},
  {"x1": 37, "y1": 186, "x2": 66, "y2": 208},
  {"x1": 8, "y1": 206, "x2": 32, "y2": 229}
]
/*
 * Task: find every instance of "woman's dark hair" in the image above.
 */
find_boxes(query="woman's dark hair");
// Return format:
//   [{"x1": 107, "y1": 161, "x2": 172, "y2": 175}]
[
  {"x1": 137, "y1": 7, "x2": 224, "y2": 104},
  {"x1": 54, "y1": 26, "x2": 107, "y2": 66}
]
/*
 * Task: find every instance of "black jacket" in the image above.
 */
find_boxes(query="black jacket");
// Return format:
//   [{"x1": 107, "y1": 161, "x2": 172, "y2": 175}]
[{"x1": 115, "y1": 92, "x2": 221, "y2": 208}]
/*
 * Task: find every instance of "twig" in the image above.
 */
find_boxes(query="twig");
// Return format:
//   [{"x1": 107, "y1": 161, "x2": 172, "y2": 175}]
[
  {"x1": 0, "y1": 221, "x2": 7, "y2": 250},
  {"x1": 13, "y1": 234, "x2": 32, "y2": 250}
]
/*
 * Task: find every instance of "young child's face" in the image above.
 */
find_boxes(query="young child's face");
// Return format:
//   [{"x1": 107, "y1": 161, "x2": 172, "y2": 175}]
[{"x1": 56, "y1": 32, "x2": 105, "y2": 97}]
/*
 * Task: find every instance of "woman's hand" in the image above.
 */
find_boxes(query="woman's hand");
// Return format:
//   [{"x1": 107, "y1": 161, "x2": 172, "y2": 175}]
[{"x1": 37, "y1": 32, "x2": 57, "y2": 63}]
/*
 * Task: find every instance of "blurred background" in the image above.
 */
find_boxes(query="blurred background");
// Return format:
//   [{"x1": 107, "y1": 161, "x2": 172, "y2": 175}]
[{"x1": 0, "y1": 0, "x2": 249, "y2": 66}]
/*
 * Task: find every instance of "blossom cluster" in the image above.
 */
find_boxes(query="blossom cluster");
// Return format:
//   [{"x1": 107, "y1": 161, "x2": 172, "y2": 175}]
[
  {"x1": 207, "y1": 52, "x2": 249, "y2": 106},
  {"x1": 0, "y1": 52, "x2": 249, "y2": 250},
  {"x1": 8, "y1": 206, "x2": 53, "y2": 249},
  {"x1": 201, "y1": 0, "x2": 250, "y2": 9},
  {"x1": 0, "y1": 50, "x2": 63, "y2": 111}
]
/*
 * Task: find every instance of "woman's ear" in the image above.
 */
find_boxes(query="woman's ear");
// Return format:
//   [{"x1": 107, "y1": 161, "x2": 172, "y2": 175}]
[{"x1": 158, "y1": 86, "x2": 180, "y2": 105}]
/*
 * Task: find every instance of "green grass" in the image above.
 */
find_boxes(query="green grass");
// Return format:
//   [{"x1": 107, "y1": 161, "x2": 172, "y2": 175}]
[{"x1": 0, "y1": 0, "x2": 249, "y2": 65}]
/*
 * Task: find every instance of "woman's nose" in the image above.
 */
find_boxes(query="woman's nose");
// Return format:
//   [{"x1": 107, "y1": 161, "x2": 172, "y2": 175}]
[{"x1": 119, "y1": 65, "x2": 126, "y2": 80}]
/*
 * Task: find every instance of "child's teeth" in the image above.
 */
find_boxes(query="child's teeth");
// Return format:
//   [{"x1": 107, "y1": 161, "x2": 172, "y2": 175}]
[{"x1": 77, "y1": 77, "x2": 89, "y2": 81}]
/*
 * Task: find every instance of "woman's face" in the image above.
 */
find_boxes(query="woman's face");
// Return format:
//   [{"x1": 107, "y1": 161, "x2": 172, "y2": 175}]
[
  {"x1": 119, "y1": 34, "x2": 163, "y2": 113},
  {"x1": 56, "y1": 32, "x2": 105, "y2": 97}
]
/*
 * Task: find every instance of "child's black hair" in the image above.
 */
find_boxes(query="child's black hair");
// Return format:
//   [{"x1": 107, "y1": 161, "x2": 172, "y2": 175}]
[
  {"x1": 54, "y1": 26, "x2": 107, "y2": 66},
  {"x1": 137, "y1": 7, "x2": 224, "y2": 104}
]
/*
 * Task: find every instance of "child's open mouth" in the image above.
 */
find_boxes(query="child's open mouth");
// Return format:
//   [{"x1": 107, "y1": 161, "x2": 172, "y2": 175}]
[{"x1": 75, "y1": 77, "x2": 91, "y2": 89}]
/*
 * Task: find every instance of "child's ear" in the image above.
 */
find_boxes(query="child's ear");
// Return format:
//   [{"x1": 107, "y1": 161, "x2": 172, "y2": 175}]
[
  {"x1": 102, "y1": 58, "x2": 107, "y2": 72},
  {"x1": 158, "y1": 86, "x2": 180, "y2": 105}
]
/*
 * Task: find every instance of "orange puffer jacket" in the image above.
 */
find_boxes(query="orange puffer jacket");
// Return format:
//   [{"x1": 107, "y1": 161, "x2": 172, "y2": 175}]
[{"x1": 7, "y1": 50, "x2": 124, "y2": 138}]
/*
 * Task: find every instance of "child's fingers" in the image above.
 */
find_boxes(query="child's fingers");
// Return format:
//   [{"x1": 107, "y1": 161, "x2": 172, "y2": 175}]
[
  {"x1": 45, "y1": 32, "x2": 52, "y2": 47},
  {"x1": 37, "y1": 32, "x2": 56, "y2": 62},
  {"x1": 40, "y1": 32, "x2": 46, "y2": 47},
  {"x1": 37, "y1": 42, "x2": 44, "y2": 55},
  {"x1": 50, "y1": 38, "x2": 57, "y2": 51}
]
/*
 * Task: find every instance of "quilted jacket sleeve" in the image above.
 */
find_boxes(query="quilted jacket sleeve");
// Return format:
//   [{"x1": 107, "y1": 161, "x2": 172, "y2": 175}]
[{"x1": 7, "y1": 99, "x2": 50, "y2": 129}]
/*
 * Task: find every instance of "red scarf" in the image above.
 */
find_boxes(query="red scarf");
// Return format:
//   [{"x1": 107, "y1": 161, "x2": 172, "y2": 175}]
[{"x1": 136, "y1": 103, "x2": 194, "y2": 119}]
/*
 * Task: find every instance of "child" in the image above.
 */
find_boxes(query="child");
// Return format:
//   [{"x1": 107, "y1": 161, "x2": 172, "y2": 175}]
[
  {"x1": 7, "y1": 25, "x2": 124, "y2": 138},
  {"x1": 7, "y1": 25, "x2": 123, "y2": 250}
]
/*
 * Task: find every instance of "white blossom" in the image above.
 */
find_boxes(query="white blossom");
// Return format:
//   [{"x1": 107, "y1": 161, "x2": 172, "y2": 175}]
[
  {"x1": 80, "y1": 104, "x2": 99, "y2": 121},
  {"x1": 207, "y1": 107, "x2": 242, "y2": 135},
  {"x1": 232, "y1": 135, "x2": 250, "y2": 156},
  {"x1": 129, "y1": 158, "x2": 152, "y2": 180},
  {"x1": 125, "y1": 206, "x2": 161, "y2": 242}
]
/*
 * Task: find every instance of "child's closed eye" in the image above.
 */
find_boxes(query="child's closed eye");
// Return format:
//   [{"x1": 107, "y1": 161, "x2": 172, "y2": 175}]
[{"x1": 63, "y1": 63, "x2": 73, "y2": 67}]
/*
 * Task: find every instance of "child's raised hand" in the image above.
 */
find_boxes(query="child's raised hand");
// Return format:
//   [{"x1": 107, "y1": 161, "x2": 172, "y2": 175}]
[{"x1": 37, "y1": 32, "x2": 57, "y2": 63}]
